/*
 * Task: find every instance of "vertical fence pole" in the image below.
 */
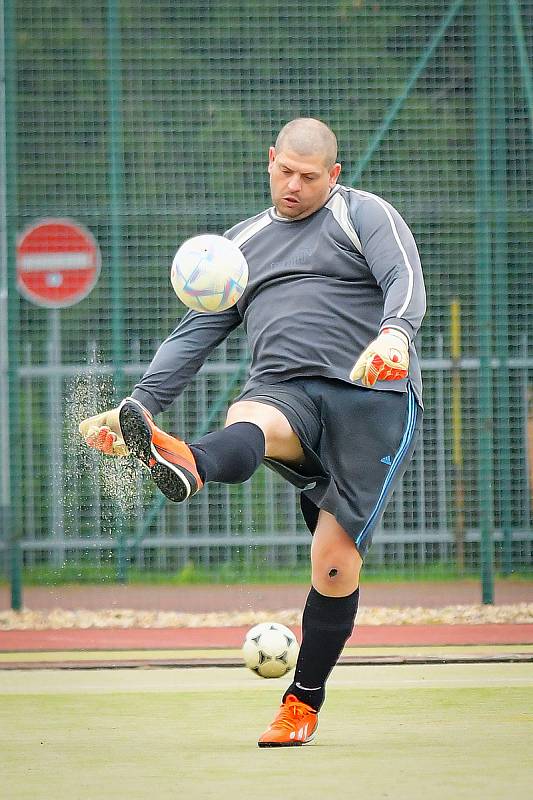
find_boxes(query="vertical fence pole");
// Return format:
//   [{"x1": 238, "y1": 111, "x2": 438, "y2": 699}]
[
  {"x1": 0, "y1": 0, "x2": 9, "y2": 579},
  {"x1": 435, "y1": 336, "x2": 448, "y2": 555},
  {"x1": 450, "y1": 299, "x2": 465, "y2": 573},
  {"x1": 107, "y1": 0, "x2": 127, "y2": 582},
  {"x1": 2, "y1": 0, "x2": 22, "y2": 609},
  {"x1": 474, "y1": 0, "x2": 495, "y2": 604},
  {"x1": 23, "y1": 344, "x2": 35, "y2": 556},
  {"x1": 48, "y1": 309, "x2": 65, "y2": 566},
  {"x1": 494, "y1": 0, "x2": 513, "y2": 574},
  {"x1": 521, "y1": 335, "x2": 531, "y2": 529}
]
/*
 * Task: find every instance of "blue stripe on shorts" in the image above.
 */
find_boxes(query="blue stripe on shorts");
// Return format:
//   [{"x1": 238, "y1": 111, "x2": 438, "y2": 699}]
[{"x1": 356, "y1": 386, "x2": 419, "y2": 553}]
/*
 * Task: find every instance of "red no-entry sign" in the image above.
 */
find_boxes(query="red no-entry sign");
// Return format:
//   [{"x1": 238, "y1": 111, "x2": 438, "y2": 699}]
[{"x1": 17, "y1": 218, "x2": 101, "y2": 308}]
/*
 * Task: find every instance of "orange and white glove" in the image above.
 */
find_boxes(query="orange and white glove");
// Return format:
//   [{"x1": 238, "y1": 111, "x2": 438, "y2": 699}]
[
  {"x1": 350, "y1": 328, "x2": 410, "y2": 387},
  {"x1": 78, "y1": 406, "x2": 129, "y2": 457}
]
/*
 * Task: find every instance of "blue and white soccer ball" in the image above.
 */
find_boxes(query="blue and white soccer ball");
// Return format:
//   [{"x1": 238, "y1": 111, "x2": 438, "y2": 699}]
[
  {"x1": 171, "y1": 233, "x2": 248, "y2": 313},
  {"x1": 242, "y1": 622, "x2": 300, "y2": 678}
]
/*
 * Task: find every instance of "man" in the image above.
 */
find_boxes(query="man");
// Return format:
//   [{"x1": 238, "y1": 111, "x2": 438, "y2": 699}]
[{"x1": 80, "y1": 118, "x2": 426, "y2": 747}]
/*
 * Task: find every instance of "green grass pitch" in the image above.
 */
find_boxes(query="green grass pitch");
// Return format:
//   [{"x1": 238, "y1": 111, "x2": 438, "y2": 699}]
[{"x1": 1, "y1": 664, "x2": 532, "y2": 799}]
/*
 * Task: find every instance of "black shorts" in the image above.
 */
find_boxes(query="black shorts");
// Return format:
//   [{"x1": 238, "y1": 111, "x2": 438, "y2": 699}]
[{"x1": 236, "y1": 377, "x2": 422, "y2": 558}]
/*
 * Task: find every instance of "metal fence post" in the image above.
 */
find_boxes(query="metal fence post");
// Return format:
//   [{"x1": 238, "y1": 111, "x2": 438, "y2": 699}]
[
  {"x1": 475, "y1": 0, "x2": 495, "y2": 604},
  {"x1": 494, "y1": 0, "x2": 513, "y2": 574},
  {"x1": 107, "y1": 0, "x2": 127, "y2": 582},
  {"x1": 48, "y1": 309, "x2": 65, "y2": 566},
  {"x1": 2, "y1": 0, "x2": 22, "y2": 608}
]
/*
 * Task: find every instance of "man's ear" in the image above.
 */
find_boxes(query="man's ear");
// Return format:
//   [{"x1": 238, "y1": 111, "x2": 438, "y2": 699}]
[
  {"x1": 268, "y1": 146, "x2": 276, "y2": 174},
  {"x1": 329, "y1": 162, "x2": 342, "y2": 187}
]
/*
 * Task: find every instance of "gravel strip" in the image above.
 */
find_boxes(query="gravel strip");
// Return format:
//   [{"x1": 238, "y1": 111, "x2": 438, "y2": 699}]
[{"x1": 1, "y1": 604, "x2": 532, "y2": 630}]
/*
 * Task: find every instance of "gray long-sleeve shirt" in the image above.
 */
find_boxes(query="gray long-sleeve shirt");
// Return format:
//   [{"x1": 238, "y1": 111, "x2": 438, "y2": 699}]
[{"x1": 132, "y1": 184, "x2": 426, "y2": 414}]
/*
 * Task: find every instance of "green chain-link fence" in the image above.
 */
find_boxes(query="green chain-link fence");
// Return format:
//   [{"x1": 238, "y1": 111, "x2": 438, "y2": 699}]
[{"x1": 1, "y1": 0, "x2": 532, "y2": 603}]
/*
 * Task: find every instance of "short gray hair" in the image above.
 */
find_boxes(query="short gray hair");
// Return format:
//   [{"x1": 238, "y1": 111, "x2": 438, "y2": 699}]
[{"x1": 275, "y1": 118, "x2": 338, "y2": 168}]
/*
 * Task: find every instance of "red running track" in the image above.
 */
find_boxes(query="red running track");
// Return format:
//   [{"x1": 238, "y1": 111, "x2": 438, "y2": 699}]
[{"x1": 1, "y1": 624, "x2": 532, "y2": 651}]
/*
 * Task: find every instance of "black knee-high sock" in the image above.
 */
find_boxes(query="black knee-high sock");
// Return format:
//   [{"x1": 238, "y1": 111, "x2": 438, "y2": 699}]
[
  {"x1": 284, "y1": 586, "x2": 359, "y2": 711},
  {"x1": 189, "y1": 422, "x2": 265, "y2": 484}
]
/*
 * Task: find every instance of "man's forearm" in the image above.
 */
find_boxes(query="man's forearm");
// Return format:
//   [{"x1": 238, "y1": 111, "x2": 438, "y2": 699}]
[{"x1": 131, "y1": 308, "x2": 241, "y2": 415}]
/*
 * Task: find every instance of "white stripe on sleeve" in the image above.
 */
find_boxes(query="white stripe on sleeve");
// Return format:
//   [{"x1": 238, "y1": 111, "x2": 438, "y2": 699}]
[{"x1": 351, "y1": 188, "x2": 415, "y2": 318}]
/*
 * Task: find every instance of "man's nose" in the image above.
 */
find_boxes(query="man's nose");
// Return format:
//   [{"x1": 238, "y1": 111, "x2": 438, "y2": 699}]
[{"x1": 287, "y1": 174, "x2": 301, "y2": 191}]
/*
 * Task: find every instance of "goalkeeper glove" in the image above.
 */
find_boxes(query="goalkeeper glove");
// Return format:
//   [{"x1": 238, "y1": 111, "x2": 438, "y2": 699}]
[
  {"x1": 350, "y1": 328, "x2": 409, "y2": 387},
  {"x1": 78, "y1": 406, "x2": 129, "y2": 457}
]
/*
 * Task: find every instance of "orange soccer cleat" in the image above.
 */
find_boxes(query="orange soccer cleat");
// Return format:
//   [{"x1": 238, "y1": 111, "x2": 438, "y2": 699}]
[
  {"x1": 257, "y1": 695, "x2": 318, "y2": 748},
  {"x1": 118, "y1": 397, "x2": 203, "y2": 503}
]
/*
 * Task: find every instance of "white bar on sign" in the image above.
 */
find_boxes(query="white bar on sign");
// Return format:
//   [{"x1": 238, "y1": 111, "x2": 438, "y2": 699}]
[{"x1": 18, "y1": 252, "x2": 93, "y2": 271}]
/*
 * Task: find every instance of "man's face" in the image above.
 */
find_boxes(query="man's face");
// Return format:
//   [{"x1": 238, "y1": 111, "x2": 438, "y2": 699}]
[{"x1": 268, "y1": 147, "x2": 341, "y2": 220}]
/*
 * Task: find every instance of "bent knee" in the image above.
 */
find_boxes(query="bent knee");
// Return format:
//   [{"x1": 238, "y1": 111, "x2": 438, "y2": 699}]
[
  {"x1": 225, "y1": 400, "x2": 304, "y2": 463},
  {"x1": 225, "y1": 401, "x2": 285, "y2": 439},
  {"x1": 311, "y1": 553, "x2": 362, "y2": 597}
]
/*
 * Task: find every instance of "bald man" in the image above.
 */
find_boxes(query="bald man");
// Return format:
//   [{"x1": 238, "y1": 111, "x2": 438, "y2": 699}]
[{"x1": 80, "y1": 118, "x2": 426, "y2": 747}]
